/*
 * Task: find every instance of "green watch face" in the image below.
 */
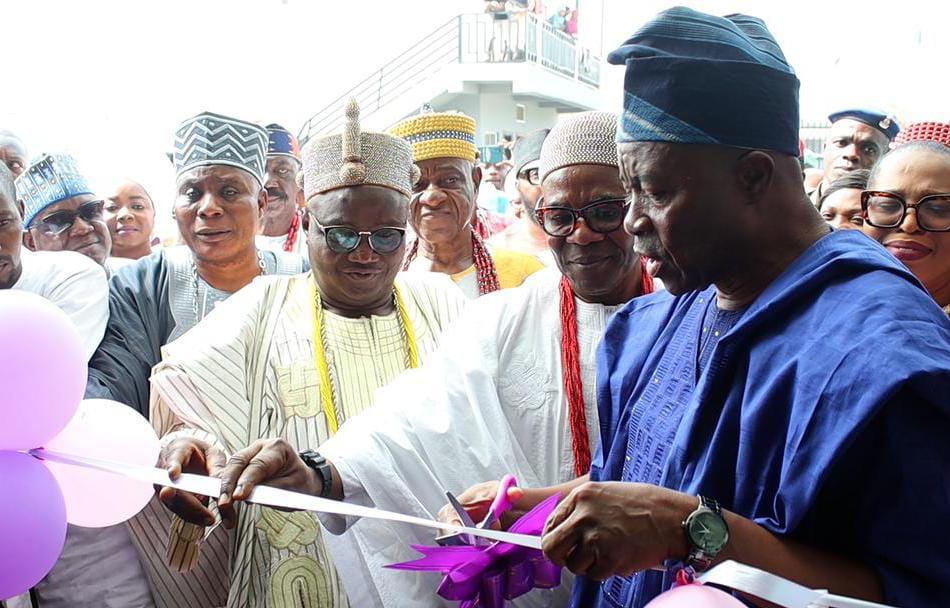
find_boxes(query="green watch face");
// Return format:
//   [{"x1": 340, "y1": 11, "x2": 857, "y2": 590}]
[{"x1": 688, "y1": 510, "x2": 729, "y2": 553}]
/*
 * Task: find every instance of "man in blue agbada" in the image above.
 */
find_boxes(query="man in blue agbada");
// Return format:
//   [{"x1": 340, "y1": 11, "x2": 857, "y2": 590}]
[{"x1": 478, "y1": 6, "x2": 950, "y2": 607}]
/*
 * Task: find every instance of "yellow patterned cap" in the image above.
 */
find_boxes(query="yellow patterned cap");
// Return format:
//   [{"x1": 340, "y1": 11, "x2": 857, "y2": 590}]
[{"x1": 389, "y1": 110, "x2": 478, "y2": 163}]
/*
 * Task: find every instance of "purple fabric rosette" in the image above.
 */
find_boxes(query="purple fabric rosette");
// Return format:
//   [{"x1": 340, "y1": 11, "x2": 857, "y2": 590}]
[{"x1": 387, "y1": 494, "x2": 563, "y2": 607}]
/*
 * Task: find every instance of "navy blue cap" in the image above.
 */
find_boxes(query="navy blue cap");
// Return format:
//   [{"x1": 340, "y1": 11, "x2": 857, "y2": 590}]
[
  {"x1": 608, "y1": 6, "x2": 800, "y2": 156},
  {"x1": 827, "y1": 109, "x2": 900, "y2": 141}
]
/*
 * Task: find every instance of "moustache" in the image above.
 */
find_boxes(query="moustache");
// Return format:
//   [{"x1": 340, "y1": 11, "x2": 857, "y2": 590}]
[
  {"x1": 266, "y1": 187, "x2": 287, "y2": 201},
  {"x1": 633, "y1": 238, "x2": 667, "y2": 261}
]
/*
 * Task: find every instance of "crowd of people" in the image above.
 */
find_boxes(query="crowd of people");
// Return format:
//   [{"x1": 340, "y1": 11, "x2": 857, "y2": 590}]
[{"x1": 1, "y1": 5, "x2": 949, "y2": 608}]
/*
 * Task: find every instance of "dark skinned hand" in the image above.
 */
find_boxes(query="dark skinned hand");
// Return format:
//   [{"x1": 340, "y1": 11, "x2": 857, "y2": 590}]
[
  {"x1": 216, "y1": 438, "x2": 321, "y2": 530},
  {"x1": 157, "y1": 437, "x2": 227, "y2": 527},
  {"x1": 540, "y1": 481, "x2": 692, "y2": 581},
  {"x1": 436, "y1": 479, "x2": 560, "y2": 531}
]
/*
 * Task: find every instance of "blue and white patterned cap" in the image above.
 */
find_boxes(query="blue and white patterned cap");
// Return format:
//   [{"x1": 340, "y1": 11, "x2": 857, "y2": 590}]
[
  {"x1": 174, "y1": 111, "x2": 268, "y2": 187},
  {"x1": 15, "y1": 153, "x2": 94, "y2": 227}
]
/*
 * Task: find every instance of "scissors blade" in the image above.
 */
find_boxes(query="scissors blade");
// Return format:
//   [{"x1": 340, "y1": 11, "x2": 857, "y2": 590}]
[{"x1": 447, "y1": 492, "x2": 477, "y2": 528}]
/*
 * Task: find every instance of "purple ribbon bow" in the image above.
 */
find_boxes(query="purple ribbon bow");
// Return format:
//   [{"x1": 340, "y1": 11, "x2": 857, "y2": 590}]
[{"x1": 387, "y1": 494, "x2": 563, "y2": 607}]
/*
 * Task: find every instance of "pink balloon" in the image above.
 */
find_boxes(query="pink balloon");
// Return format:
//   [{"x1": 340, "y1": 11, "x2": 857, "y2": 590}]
[
  {"x1": 0, "y1": 290, "x2": 86, "y2": 450},
  {"x1": 645, "y1": 582, "x2": 746, "y2": 608},
  {"x1": 0, "y1": 451, "x2": 67, "y2": 600},
  {"x1": 43, "y1": 399, "x2": 161, "y2": 528}
]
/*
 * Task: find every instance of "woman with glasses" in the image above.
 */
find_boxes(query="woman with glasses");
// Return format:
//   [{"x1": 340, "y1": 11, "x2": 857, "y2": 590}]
[{"x1": 861, "y1": 141, "x2": 950, "y2": 313}]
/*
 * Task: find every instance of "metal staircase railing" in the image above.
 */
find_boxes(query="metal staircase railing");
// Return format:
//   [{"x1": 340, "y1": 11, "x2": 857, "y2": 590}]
[
  {"x1": 298, "y1": 12, "x2": 602, "y2": 145},
  {"x1": 298, "y1": 16, "x2": 460, "y2": 144}
]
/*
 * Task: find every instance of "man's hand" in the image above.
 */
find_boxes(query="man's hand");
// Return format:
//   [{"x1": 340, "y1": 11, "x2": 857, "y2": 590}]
[
  {"x1": 157, "y1": 437, "x2": 227, "y2": 527},
  {"x1": 215, "y1": 438, "x2": 321, "y2": 529},
  {"x1": 541, "y1": 482, "x2": 693, "y2": 581}
]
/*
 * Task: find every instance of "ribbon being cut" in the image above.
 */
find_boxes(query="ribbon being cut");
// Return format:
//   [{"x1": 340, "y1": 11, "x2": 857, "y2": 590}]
[
  {"x1": 0, "y1": 290, "x2": 898, "y2": 607},
  {"x1": 387, "y1": 475, "x2": 563, "y2": 608}
]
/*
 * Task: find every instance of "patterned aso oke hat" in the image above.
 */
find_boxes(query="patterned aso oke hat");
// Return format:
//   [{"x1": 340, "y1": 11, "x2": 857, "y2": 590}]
[
  {"x1": 266, "y1": 123, "x2": 301, "y2": 162},
  {"x1": 389, "y1": 110, "x2": 477, "y2": 163},
  {"x1": 302, "y1": 99, "x2": 417, "y2": 200},
  {"x1": 608, "y1": 7, "x2": 800, "y2": 156},
  {"x1": 174, "y1": 111, "x2": 268, "y2": 187},
  {"x1": 15, "y1": 153, "x2": 94, "y2": 227},
  {"x1": 539, "y1": 112, "x2": 619, "y2": 182}
]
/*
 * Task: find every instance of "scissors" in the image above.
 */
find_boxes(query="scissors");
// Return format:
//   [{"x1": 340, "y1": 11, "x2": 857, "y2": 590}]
[{"x1": 435, "y1": 474, "x2": 518, "y2": 547}]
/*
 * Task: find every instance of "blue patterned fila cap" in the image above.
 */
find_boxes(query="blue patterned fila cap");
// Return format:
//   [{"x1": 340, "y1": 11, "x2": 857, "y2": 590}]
[
  {"x1": 174, "y1": 111, "x2": 268, "y2": 187},
  {"x1": 15, "y1": 153, "x2": 95, "y2": 227}
]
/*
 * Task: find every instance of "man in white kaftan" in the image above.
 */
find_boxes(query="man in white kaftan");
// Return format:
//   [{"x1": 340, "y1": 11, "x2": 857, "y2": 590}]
[{"x1": 180, "y1": 111, "x2": 657, "y2": 608}]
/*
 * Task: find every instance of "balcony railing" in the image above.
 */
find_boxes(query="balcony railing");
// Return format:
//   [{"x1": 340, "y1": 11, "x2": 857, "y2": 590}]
[{"x1": 299, "y1": 12, "x2": 601, "y2": 144}]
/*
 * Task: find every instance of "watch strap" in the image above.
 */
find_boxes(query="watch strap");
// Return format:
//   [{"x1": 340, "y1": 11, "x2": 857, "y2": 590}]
[{"x1": 299, "y1": 449, "x2": 333, "y2": 499}]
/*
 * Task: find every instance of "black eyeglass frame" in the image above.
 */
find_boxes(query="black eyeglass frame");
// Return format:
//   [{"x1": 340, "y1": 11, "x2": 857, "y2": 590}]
[
  {"x1": 517, "y1": 166, "x2": 541, "y2": 186},
  {"x1": 26, "y1": 199, "x2": 106, "y2": 236},
  {"x1": 533, "y1": 197, "x2": 630, "y2": 237},
  {"x1": 308, "y1": 214, "x2": 408, "y2": 254},
  {"x1": 860, "y1": 190, "x2": 950, "y2": 233}
]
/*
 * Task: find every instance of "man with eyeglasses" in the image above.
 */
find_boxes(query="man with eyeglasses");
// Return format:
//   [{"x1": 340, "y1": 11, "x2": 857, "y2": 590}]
[
  {"x1": 465, "y1": 9, "x2": 946, "y2": 608},
  {"x1": 154, "y1": 111, "x2": 657, "y2": 607},
  {"x1": 808, "y1": 108, "x2": 900, "y2": 207},
  {"x1": 488, "y1": 128, "x2": 555, "y2": 263},
  {"x1": 7, "y1": 160, "x2": 155, "y2": 608},
  {"x1": 133, "y1": 101, "x2": 466, "y2": 607},
  {"x1": 0, "y1": 164, "x2": 107, "y2": 360},
  {"x1": 255, "y1": 123, "x2": 308, "y2": 256},
  {"x1": 16, "y1": 152, "x2": 133, "y2": 277}
]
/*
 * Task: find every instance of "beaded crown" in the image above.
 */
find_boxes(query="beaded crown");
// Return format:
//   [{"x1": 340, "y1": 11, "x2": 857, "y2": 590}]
[{"x1": 389, "y1": 110, "x2": 478, "y2": 163}]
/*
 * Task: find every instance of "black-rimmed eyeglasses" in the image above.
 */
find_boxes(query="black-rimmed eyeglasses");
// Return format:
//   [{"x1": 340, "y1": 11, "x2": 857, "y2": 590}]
[
  {"x1": 861, "y1": 190, "x2": 950, "y2": 233},
  {"x1": 517, "y1": 166, "x2": 541, "y2": 186},
  {"x1": 28, "y1": 200, "x2": 105, "y2": 236},
  {"x1": 534, "y1": 197, "x2": 629, "y2": 237},
  {"x1": 309, "y1": 215, "x2": 407, "y2": 254}
]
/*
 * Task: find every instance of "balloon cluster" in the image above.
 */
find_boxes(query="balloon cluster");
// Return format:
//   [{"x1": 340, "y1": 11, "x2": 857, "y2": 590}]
[{"x1": 0, "y1": 291, "x2": 160, "y2": 600}]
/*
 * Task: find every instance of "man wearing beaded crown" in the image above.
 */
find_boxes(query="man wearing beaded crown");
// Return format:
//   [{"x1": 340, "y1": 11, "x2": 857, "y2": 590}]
[
  {"x1": 146, "y1": 100, "x2": 467, "y2": 607},
  {"x1": 158, "y1": 111, "x2": 659, "y2": 608},
  {"x1": 390, "y1": 109, "x2": 544, "y2": 298}
]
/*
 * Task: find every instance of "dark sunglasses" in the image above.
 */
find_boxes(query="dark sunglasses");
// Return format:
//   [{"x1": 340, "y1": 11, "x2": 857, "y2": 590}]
[
  {"x1": 28, "y1": 200, "x2": 105, "y2": 236},
  {"x1": 861, "y1": 190, "x2": 950, "y2": 233},
  {"x1": 309, "y1": 215, "x2": 406, "y2": 254},
  {"x1": 534, "y1": 197, "x2": 629, "y2": 237}
]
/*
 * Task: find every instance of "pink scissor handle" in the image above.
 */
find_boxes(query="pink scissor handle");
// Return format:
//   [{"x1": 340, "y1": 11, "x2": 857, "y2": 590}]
[{"x1": 487, "y1": 474, "x2": 518, "y2": 520}]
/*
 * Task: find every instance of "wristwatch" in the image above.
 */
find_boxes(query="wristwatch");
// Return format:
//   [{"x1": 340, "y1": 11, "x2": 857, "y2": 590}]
[
  {"x1": 682, "y1": 495, "x2": 730, "y2": 571},
  {"x1": 298, "y1": 449, "x2": 334, "y2": 499}
]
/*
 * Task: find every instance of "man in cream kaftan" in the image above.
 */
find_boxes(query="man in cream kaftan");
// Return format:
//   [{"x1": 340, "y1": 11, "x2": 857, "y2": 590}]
[{"x1": 148, "y1": 271, "x2": 466, "y2": 607}]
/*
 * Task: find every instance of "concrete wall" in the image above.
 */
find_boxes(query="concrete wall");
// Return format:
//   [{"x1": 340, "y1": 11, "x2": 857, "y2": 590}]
[{"x1": 434, "y1": 87, "x2": 563, "y2": 146}]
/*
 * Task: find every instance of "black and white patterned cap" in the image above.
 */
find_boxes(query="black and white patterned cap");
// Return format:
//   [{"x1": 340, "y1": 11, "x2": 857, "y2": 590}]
[{"x1": 174, "y1": 111, "x2": 268, "y2": 187}]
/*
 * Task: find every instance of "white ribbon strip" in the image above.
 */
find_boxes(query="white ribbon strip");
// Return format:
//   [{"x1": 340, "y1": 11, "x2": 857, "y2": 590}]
[
  {"x1": 31, "y1": 448, "x2": 543, "y2": 550},
  {"x1": 31, "y1": 449, "x2": 897, "y2": 607},
  {"x1": 699, "y1": 561, "x2": 896, "y2": 608}
]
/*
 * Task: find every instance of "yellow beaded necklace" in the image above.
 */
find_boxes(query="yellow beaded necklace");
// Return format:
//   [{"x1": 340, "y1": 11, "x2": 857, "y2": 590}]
[{"x1": 309, "y1": 277, "x2": 420, "y2": 434}]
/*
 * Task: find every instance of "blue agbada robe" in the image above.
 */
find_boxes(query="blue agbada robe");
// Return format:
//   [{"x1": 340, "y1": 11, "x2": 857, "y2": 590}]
[{"x1": 571, "y1": 230, "x2": 950, "y2": 607}]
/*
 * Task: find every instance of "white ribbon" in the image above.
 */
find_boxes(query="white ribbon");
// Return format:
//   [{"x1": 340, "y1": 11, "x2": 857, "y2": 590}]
[
  {"x1": 699, "y1": 561, "x2": 896, "y2": 608},
  {"x1": 30, "y1": 449, "x2": 898, "y2": 608},
  {"x1": 30, "y1": 448, "x2": 542, "y2": 549}
]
